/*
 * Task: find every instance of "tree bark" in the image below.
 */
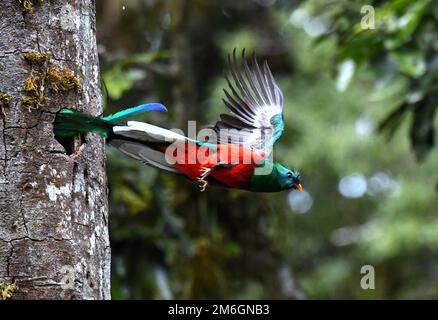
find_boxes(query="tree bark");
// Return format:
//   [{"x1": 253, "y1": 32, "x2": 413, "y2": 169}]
[{"x1": 0, "y1": 0, "x2": 110, "y2": 299}]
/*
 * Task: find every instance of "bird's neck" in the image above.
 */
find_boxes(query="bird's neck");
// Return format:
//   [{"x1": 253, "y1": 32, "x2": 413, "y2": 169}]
[{"x1": 249, "y1": 163, "x2": 282, "y2": 192}]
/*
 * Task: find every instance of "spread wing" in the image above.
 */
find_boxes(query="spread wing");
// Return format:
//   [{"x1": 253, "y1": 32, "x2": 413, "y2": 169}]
[{"x1": 207, "y1": 49, "x2": 285, "y2": 156}]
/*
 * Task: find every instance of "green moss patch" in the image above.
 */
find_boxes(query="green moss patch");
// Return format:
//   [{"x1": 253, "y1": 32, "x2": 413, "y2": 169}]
[
  {"x1": 21, "y1": 50, "x2": 81, "y2": 111},
  {"x1": 18, "y1": 0, "x2": 44, "y2": 13},
  {"x1": 0, "y1": 282, "x2": 18, "y2": 300},
  {"x1": 0, "y1": 91, "x2": 11, "y2": 116}
]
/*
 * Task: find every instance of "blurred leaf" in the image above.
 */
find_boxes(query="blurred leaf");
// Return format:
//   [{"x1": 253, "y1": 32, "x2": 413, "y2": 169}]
[
  {"x1": 410, "y1": 101, "x2": 436, "y2": 160},
  {"x1": 103, "y1": 51, "x2": 168, "y2": 99},
  {"x1": 103, "y1": 66, "x2": 135, "y2": 100},
  {"x1": 378, "y1": 102, "x2": 410, "y2": 137},
  {"x1": 390, "y1": 50, "x2": 426, "y2": 78},
  {"x1": 382, "y1": 0, "x2": 430, "y2": 50}
]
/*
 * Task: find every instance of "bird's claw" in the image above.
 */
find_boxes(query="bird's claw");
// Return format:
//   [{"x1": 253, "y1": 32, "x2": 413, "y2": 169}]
[
  {"x1": 196, "y1": 167, "x2": 211, "y2": 192},
  {"x1": 197, "y1": 178, "x2": 208, "y2": 192},
  {"x1": 199, "y1": 167, "x2": 211, "y2": 178}
]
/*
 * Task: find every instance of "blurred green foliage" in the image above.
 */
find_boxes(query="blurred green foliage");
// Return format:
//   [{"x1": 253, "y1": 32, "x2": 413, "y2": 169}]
[
  {"x1": 302, "y1": 0, "x2": 438, "y2": 160},
  {"x1": 97, "y1": 0, "x2": 438, "y2": 299}
]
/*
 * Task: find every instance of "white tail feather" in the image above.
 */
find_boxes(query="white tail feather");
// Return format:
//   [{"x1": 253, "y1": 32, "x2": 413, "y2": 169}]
[
  {"x1": 110, "y1": 138, "x2": 180, "y2": 173},
  {"x1": 113, "y1": 121, "x2": 194, "y2": 144},
  {"x1": 110, "y1": 121, "x2": 193, "y2": 173}
]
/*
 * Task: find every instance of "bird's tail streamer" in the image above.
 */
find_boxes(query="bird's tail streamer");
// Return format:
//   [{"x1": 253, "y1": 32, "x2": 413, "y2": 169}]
[{"x1": 54, "y1": 103, "x2": 167, "y2": 138}]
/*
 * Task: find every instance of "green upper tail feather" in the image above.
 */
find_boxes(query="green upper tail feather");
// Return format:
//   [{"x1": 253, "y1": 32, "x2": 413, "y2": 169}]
[
  {"x1": 54, "y1": 108, "x2": 113, "y2": 138},
  {"x1": 54, "y1": 103, "x2": 168, "y2": 138},
  {"x1": 103, "y1": 103, "x2": 167, "y2": 123}
]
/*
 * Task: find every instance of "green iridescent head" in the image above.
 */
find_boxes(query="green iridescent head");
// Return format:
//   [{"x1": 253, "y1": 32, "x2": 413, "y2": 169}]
[
  {"x1": 274, "y1": 163, "x2": 302, "y2": 191},
  {"x1": 250, "y1": 162, "x2": 302, "y2": 192}
]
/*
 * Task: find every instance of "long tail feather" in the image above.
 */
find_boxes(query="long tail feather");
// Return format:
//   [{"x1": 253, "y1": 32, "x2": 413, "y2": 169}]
[
  {"x1": 54, "y1": 109, "x2": 114, "y2": 138},
  {"x1": 54, "y1": 103, "x2": 167, "y2": 138},
  {"x1": 54, "y1": 104, "x2": 178, "y2": 173},
  {"x1": 102, "y1": 103, "x2": 167, "y2": 123}
]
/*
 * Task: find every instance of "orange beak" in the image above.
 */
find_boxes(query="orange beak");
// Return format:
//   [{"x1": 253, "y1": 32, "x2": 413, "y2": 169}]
[{"x1": 295, "y1": 183, "x2": 303, "y2": 191}]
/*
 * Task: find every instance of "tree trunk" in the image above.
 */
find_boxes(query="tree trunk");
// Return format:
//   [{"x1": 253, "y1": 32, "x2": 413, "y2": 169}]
[{"x1": 0, "y1": 0, "x2": 110, "y2": 299}]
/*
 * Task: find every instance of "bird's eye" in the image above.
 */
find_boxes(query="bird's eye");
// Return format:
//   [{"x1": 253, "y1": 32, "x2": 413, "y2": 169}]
[{"x1": 287, "y1": 172, "x2": 293, "y2": 178}]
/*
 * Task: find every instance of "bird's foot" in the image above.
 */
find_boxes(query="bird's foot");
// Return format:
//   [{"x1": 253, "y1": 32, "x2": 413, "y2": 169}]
[
  {"x1": 197, "y1": 167, "x2": 211, "y2": 192},
  {"x1": 199, "y1": 167, "x2": 211, "y2": 179},
  {"x1": 197, "y1": 178, "x2": 208, "y2": 192}
]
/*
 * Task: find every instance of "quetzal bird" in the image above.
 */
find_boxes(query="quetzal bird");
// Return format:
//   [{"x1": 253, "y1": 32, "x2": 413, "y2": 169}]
[{"x1": 54, "y1": 50, "x2": 302, "y2": 192}]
